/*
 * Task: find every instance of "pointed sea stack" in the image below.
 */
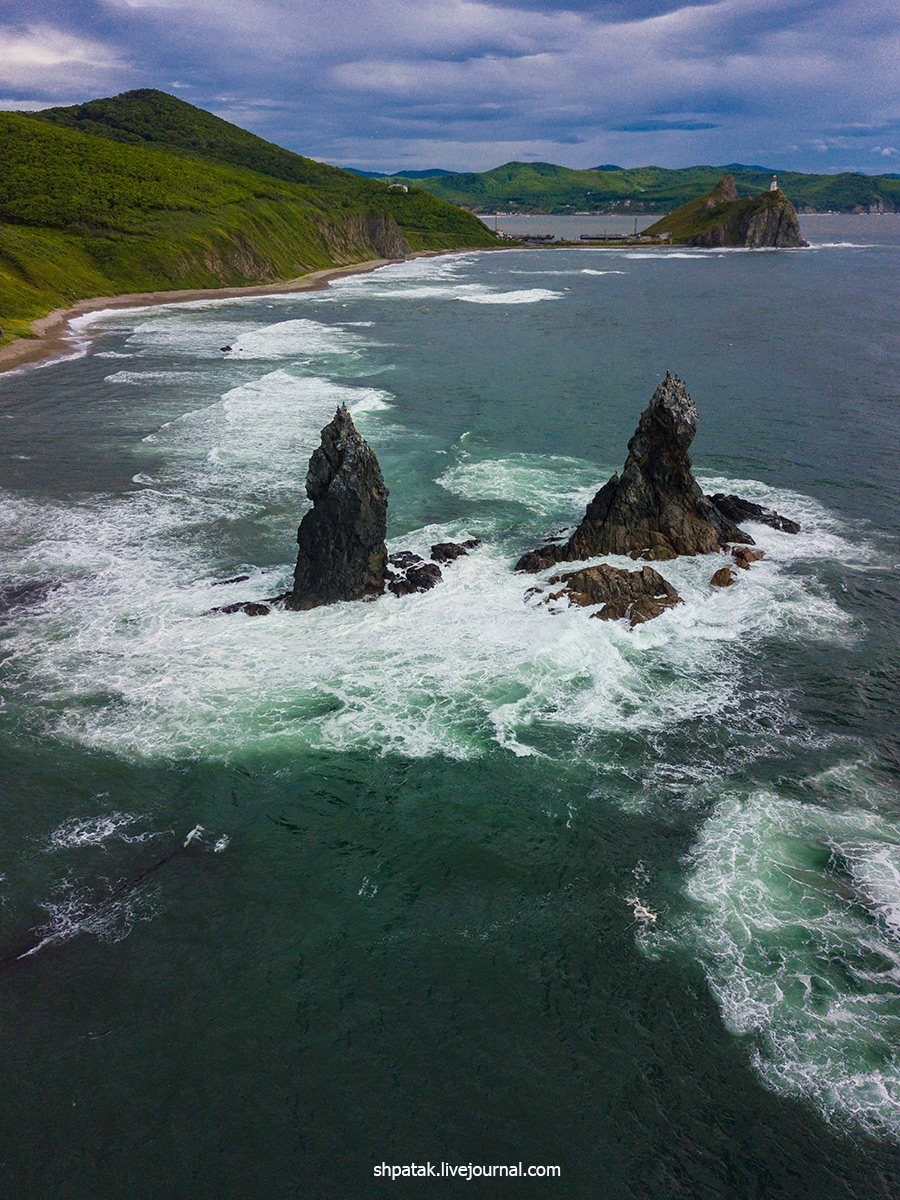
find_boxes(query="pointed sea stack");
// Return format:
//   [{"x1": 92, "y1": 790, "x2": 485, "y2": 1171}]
[
  {"x1": 285, "y1": 405, "x2": 388, "y2": 610},
  {"x1": 516, "y1": 373, "x2": 751, "y2": 570}
]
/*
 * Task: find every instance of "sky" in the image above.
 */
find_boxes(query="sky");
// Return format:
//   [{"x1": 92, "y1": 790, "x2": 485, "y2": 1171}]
[{"x1": 1, "y1": 0, "x2": 899, "y2": 174}]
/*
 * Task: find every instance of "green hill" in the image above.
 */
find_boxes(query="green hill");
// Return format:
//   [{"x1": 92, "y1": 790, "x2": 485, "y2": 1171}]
[
  {"x1": 0, "y1": 90, "x2": 497, "y2": 345},
  {"x1": 397, "y1": 160, "x2": 900, "y2": 215}
]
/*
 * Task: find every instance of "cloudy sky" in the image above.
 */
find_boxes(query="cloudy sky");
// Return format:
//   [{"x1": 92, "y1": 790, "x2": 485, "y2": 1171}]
[{"x1": 1, "y1": 0, "x2": 899, "y2": 173}]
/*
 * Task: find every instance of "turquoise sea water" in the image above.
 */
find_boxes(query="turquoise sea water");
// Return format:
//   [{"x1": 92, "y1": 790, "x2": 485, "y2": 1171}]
[{"x1": 1, "y1": 218, "x2": 900, "y2": 1197}]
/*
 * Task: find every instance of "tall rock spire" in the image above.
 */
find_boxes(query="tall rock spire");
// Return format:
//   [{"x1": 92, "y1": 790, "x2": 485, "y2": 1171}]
[{"x1": 286, "y1": 405, "x2": 389, "y2": 610}]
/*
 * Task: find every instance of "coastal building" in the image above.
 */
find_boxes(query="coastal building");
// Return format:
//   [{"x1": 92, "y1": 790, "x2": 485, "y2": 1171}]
[{"x1": 770, "y1": 175, "x2": 778, "y2": 191}]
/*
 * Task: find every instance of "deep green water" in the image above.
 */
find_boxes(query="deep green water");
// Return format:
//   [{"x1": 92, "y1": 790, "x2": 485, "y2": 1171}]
[{"x1": 1, "y1": 218, "x2": 900, "y2": 1198}]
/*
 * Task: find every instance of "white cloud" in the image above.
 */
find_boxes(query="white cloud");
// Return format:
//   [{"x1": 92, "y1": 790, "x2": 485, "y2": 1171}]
[{"x1": 0, "y1": 25, "x2": 130, "y2": 92}]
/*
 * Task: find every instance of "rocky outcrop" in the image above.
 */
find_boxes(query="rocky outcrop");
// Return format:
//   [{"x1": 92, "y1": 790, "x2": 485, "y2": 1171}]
[
  {"x1": 537, "y1": 563, "x2": 682, "y2": 627},
  {"x1": 431, "y1": 538, "x2": 481, "y2": 563},
  {"x1": 710, "y1": 566, "x2": 737, "y2": 588},
  {"x1": 709, "y1": 493, "x2": 800, "y2": 534},
  {"x1": 516, "y1": 373, "x2": 751, "y2": 571},
  {"x1": 731, "y1": 545, "x2": 765, "y2": 570},
  {"x1": 644, "y1": 175, "x2": 808, "y2": 248},
  {"x1": 285, "y1": 405, "x2": 389, "y2": 610},
  {"x1": 328, "y1": 212, "x2": 412, "y2": 262},
  {"x1": 386, "y1": 552, "x2": 442, "y2": 596}
]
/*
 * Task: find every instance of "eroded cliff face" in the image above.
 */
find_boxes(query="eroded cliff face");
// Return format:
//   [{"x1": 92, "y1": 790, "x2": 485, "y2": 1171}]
[
  {"x1": 322, "y1": 212, "x2": 412, "y2": 263},
  {"x1": 687, "y1": 190, "x2": 807, "y2": 248}
]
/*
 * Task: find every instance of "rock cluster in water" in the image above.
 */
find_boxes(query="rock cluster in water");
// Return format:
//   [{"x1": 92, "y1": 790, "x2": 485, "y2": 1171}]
[
  {"x1": 210, "y1": 376, "x2": 799, "y2": 630},
  {"x1": 209, "y1": 408, "x2": 480, "y2": 616},
  {"x1": 517, "y1": 371, "x2": 801, "y2": 624},
  {"x1": 533, "y1": 563, "x2": 682, "y2": 628}
]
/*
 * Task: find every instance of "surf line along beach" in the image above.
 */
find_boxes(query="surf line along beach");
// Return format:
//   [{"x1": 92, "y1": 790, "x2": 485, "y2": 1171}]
[{"x1": 0, "y1": 250, "x2": 462, "y2": 378}]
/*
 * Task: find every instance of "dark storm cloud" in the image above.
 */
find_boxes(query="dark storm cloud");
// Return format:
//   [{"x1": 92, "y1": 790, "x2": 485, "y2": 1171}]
[{"x1": 1, "y1": 0, "x2": 899, "y2": 172}]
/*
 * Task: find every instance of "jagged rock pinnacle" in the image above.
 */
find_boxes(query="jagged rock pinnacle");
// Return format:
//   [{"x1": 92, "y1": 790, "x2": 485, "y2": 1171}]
[
  {"x1": 285, "y1": 405, "x2": 389, "y2": 610},
  {"x1": 516, "y1": 373, "x2": 751, "y2": 571}
]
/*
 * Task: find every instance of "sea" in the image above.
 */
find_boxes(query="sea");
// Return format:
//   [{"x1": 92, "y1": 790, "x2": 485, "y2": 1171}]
[{"x1": 1, "y1": 215, "x2": 899, "y2": 1198}]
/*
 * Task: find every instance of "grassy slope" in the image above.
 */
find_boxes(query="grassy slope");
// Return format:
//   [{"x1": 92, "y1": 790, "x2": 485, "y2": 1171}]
[
  {"x1": 398, "y1": 161, "x2": 900, "y2": 214},
  {"x1": 0, "y1": 91, "x2": 496, "y2": 342}
]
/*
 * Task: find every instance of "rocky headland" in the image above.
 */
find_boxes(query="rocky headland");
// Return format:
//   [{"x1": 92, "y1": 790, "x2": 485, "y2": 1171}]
[{"x1": 644, "y1": 175, "x2": 808, "y2": 248}]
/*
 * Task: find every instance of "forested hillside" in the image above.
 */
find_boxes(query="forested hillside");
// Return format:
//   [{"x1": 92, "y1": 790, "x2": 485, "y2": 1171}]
[{"x1": 0, "y1": 91, "x2": 497, "y2": 344}]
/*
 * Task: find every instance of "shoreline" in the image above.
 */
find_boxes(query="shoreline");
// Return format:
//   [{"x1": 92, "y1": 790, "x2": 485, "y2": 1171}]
[{"x1": 0, "y1": 251, "x2": 451, "y2": 379}]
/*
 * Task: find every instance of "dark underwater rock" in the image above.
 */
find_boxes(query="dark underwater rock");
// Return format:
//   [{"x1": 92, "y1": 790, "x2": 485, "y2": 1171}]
[
  {"x1": 387, "y1": 552, "x2": 442, "y2": 596},
  {"x1": 709, "y1": 493, "x2": 800, "y2": 534},
  {"x1": 544, "y1": 563, "x2": 682, "y2": 627},
  {"x1": 0, "y1": 579, "x2": 61, "y2": 612},
  {"x1": 207, "y1": 600, "x2": 271, "y2": 616},
  {"x1": 516, "y1": 372, "x2": 751, "y2": 571},
  {"x1": 211, "y1": 573, "x2": 251, "y2": 586},
  {"x1": 285, "y1": 405, "x2": 388, "y2": 610}
]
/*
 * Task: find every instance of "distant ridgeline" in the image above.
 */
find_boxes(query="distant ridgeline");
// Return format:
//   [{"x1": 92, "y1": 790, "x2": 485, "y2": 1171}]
[
  {"x1": 396, "y1": 160, "x2": 900, "y2": 215},
  {"x1": 0, "y1": 89, "x2": 497, "y2": 343}
]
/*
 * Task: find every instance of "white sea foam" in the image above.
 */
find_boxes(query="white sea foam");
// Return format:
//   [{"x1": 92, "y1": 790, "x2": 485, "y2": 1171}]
[
  {"x1": 657, "y1": 783, "x2": 900, "y2": 1138},
  {"x1": 625, "y1": 252, "x2": 710, "y2": 260},
  {"x1": 24, "y1": 878, "x2": 156, "y2": 957},
  {"x1": 226, "y1": 317, "x2": 363, "y2": 359},
  {"x1": 458, "y1": 288, "x2": 563, "y2": 304},
  {"x1": 437, "y1": 454, "x2": 600, "y2": 516},
  {"x1": 0, "y1": 453, "x2": 867, "y2": 763},
  {"x1": 104, "y1": 370, "x2": 187, "y2": 385},
  {"x1": 580, "y1": 269, "x2": 627, "y2": 275},
  {"x1": 46, "y1": 812, "x2": 160, "y2": 851}
]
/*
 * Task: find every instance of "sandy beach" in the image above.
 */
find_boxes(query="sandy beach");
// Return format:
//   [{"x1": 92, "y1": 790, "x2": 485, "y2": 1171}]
[{"x1": 0, "y1": 253, "x2": 445, "y2": 378}]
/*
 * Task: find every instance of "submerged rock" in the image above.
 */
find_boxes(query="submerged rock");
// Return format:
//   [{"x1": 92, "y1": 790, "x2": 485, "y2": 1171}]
[
  {"x1": 285, "y1": 405, "x2": 388, "y2": 610},
  {"x1": 543, "y1": 563, "x2": 682, "y2": 627},
  {"x1": 430, "y1": 538, "x2": 481, "y2": 563},
  {"x1": 207, "y1": 599, "x2": 272, "y2": 616},
  {"x1": 516, "y1": 372, "x2": 750, "y2": 571},
  {"x1": 210, "y1": 573, "x2": 250, "y2": 587},
  {"x1": 0, "y1": 579, "x2": 61, "y2": 612},
  {"x1": 709, "y1": 493, "x2": 800, "y2": 534},
  {"x1": 387, "y1": 552, "x2": 442, "y2": 596}
]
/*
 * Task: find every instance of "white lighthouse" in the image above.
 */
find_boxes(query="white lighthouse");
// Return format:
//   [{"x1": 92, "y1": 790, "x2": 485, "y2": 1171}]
[{"x1": 770, "y1": 175, "x2": 778, "y2": 191}]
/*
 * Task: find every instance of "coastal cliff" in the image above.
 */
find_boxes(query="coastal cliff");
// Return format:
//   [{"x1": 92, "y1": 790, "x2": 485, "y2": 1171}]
[{"x1": 644, "y1": 175, "x2": 808, "y2": 248}]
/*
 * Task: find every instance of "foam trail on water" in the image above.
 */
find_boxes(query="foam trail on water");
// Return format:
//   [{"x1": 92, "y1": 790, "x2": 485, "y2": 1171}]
[{"x1": 655, "y1": 780, "x2": 900, "y2": 1138}]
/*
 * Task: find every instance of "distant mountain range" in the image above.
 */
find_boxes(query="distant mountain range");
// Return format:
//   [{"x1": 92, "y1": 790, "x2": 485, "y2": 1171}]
[
  {"x1": 374, "y1": 161, "x2": 900, "y2": 214},
  {"x1": 0, "y1": 90, "x2": 497, "y2": 344}
]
